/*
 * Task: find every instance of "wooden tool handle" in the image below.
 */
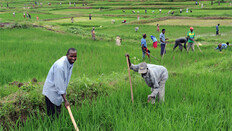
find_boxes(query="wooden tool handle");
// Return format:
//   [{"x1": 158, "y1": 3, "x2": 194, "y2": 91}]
[
  {"x1": 126, "y1": 56, "x2": 134, "y2": 103},
  {"x1": 67, "y1": 106, "x2": 79, "y2": 131}
]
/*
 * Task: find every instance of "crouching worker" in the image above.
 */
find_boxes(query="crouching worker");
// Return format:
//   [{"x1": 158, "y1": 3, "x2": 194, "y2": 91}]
[
  {"x1": 173, "y1": 37, "x2": 187, "y2": 51},
  {"x1": 126, "y1": 54, "x2": 168, "y2": 104},
  {"x1": 216, "y1": 42, "x2": 229, "y2": 51},
  {"x1": 42, "y1": 48, "x2": 77, "y2": 118}
]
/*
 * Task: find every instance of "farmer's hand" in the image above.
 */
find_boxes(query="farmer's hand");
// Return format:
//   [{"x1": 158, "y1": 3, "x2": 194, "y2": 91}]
[
  {"x1": 125, "y1": 53, "x2": 130, "y2": 58},
  {"x1": 166, "y1": 38, "x2": 169, "y2": 40},
  {"x1": 64, "y1": 100, "x2": 70, "y2": 109}
]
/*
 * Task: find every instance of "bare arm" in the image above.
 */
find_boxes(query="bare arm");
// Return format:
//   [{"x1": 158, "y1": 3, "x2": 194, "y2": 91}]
[{"x1": 62, "y1": 94, "x2": 70, "y2": 108}]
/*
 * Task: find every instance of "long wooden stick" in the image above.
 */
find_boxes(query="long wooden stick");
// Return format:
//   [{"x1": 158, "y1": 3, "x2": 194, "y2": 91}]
[
  {"x1": 67, "y1": 106, "x2": 79, "y2": 131},
  {"x1": 196, "y1": 42, "x2": 203, "y2": 53},
  {"x1": 126, "y1": 56, "x2": 134, "y2": 103}
]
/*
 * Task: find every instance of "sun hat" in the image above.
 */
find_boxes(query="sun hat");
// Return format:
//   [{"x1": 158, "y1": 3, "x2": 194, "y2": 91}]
[{"x1": 138, "y1": 62, "x2": 148, "y2": 74}]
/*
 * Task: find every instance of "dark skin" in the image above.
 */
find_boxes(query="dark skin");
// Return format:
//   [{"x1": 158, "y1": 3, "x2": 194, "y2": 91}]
[
  {"x1": 62, "y1": 50, "x2": 77, "y2": 108},
  {"x1": 125, "y1": 54, "x2": 150, "y2": 102},
  {"x1": 160, "y1": 30, "x2": 169, "y2": 44},
  {"x1": 141, "y1": 34, "x2": 147, "y2": 49},
  {"x1": 125, "y1": 54, "x2": 147, "y2": 76},
  {"x1": 187, "y1": 29, "x2": 194, "y2": 41}
]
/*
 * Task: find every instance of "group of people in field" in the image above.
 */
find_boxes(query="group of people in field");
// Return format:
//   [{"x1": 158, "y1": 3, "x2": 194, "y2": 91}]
[{"x1": 140, "y1": 26, "x2": 196, "y2": 61}]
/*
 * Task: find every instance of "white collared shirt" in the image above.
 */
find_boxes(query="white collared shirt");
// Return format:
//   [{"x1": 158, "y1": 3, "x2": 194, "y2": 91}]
[{"x1": 42, "y1": 56, "x2": 73, "y2": 106}]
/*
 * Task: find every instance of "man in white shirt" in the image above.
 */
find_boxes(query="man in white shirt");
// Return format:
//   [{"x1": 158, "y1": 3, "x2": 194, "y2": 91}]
[{"x1": 42, "y1": 48, "x2": 77, "y2": 117}]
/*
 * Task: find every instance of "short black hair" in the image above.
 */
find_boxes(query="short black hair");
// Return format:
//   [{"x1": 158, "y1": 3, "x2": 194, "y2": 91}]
[
  {"x1": 218, "y1": 24, "x2": 220, "y2": 26},
  {"x1": 226, "y1": 42, "x2": 229, "y2": 45},
  {"x1": 143, "y1": 33, "x2": 146, "y2": 38},
  {"x1": 67, "y1": 48, "x2": 77, "y2": 55},
  {"x1": 162, "y1": 29, "x2": 165, "y2": 32}
]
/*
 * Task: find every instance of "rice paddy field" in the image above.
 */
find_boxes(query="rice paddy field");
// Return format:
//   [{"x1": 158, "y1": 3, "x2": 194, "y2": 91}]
[{"x1": 0, "y1": 0, "x2": 232, "y2": 130}]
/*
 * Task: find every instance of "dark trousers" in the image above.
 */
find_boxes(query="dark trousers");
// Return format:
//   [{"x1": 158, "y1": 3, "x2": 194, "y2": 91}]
[
  {"x1": 161, "y1": 44, "x2": 166, "y2": 56},
  {"x1": 173, "y1": 42, "x2": 186, "y2": 51},
  {"x1": 45, "y1": 96, "x2": 61, "y2": 117},
  {"x1": 216, "y1": 31, "x2": 219, "y2": 35}
]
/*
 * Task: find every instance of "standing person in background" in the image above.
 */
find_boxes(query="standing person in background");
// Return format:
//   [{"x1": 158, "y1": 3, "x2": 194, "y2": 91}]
[
  {"x1": 216, "y1": 24, "x2": 220, "y2": 35},
  {"x1": 141, "y1": 34, "x2": 150, "y2": 60},
  {"x1": 13, "y1": 12, "x2": 15, "y2": 17},
  {"x1": 91, "y1": 27, "x2": 96, "y2": 40},
  {"x1": 157, "y1": 24, "x2": 160, "y2": 32},
  {"x1": 36, "y1": 16, "x2": 39, "y2": 21},
  {"x1": 187, "y1": 27, "x2": 195, "y2": 52},
  {"x1": 89, "y1": 14, "x2": 92, "y2": 20},
  {"x1": 23, "y1": 13, "x2": 25, "y2": 18},
  {"x1": 160, "y1": 29, "x2": 168, "y2": 56},
  {"x1": 71, "y1": 17, "x2": 74, "y2": 23},
  {"x1": 42, "y1": 48, "x2": 77, "y2": 118},
  {"x1": 28, "y1": 13, "x2": 31, "y2": 19}
]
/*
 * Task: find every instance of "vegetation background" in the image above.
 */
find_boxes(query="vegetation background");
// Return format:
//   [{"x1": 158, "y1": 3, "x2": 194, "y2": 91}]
[{"x1": 0, "y1": 0, "x2": 231, "y2": 130}]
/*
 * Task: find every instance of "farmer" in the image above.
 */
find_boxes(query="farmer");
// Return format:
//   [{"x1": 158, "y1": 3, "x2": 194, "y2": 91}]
[
  {"x1": 112, "y1": 19, "x2": 115, "y2": 24},
  {"x1": 122, "y1": 20, "x2": 126, "y2": 23},
  {"x1": 180, "y1": 9, "x2": 182, "y2": 13},
  {"x1": 28, "y1": 13, "x2": 31, "y2": 19},
  {"x1": 216, "y1": 42, "x2": 229, "y2": 51},
  {"x1": 151, "y1": 35, "x2": 158, "y2": 48},
  {"x1": 36, "y1": 16, "x2": 39, "y2": 21},
  {"x1": 141, "y1": 34, "x2": 150, "y2": 60},
  {"x1": 126, "y1": 54, "x2": 168, "y2": 104},
  {"x1": 187, "y1": 27, "x2": 195, "y2": 52},
  {"x1": 89, "y1": 14, "x2": 92, "y2": 20},
  {"x1": 116, "y1": 36, "x2": 122, "y2": 46},
  {"x1": 42, "y1": 48, "x2": 77, "y2": 117},
  {"x1": 160, "y1": 29, "x2": 168, "y2": 56},
  {"x1": 173, "y1": 37, "x2": 187, "y2": 51},
  {"x1": 71, "y1": 17, "x2": 74, "y2": 23},
  {"x1": 216, "y1": 24, "x2": 220, "y2": 35},
  {"x1": 157, "y1": 24, "x2": 160, "y2": 32},
  {"x1": 23, "y1": 13, "x2": 25, "y2": 18},
  {"x1": 135, "y1": 27, "x2": 139, "y2": 32},
  {"x1": 91, "y1": 27, "x2": 96, "y2": 40}
]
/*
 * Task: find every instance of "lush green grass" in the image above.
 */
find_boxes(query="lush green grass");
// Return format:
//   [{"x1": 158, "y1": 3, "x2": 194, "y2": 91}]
[{"x1": 0, "y1": 0, "x2": 232, "y2": 130}]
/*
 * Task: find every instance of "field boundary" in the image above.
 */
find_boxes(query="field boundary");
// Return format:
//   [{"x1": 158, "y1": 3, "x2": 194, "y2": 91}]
[{"x1": 130, "y1": 16, "x2": 232, "y2": 24}]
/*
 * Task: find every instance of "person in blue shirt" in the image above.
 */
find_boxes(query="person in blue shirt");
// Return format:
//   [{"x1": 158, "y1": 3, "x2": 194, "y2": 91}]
[
  {"x1": 151, "y1": 35, "x2": 158, "y2": 48},
  {"x1": 141, "y1": 33, "x2": 150, "y2": 60},
  {"x1": 42, "y1": 48, "x2": 77, "y2": 118},
  {"x1": 216, "y1": 42, "x2": 229, "y2": 51},
  {"x1": 160, "y1": 29, "x2": 168, "y2": 56},
  {"x1": 216, "y1": 24, "x2": 220, "y2": 35}
]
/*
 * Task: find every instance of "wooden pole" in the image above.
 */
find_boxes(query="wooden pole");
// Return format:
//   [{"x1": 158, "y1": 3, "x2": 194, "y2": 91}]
[
  {"x1": 126, "y1": 56, "x2": 134, "y2": 103},
  {"x1": 67, "y1": 106, "x2": 79, "y2": 131},
  {"x1": 196, "y1": 42, "x2": 203, "y2": 53}
]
